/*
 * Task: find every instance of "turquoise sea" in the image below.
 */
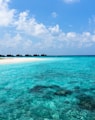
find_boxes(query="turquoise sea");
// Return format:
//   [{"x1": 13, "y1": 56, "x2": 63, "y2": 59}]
[{"x1": 0, "y1": 56, "x2": 95, "y2": 120}]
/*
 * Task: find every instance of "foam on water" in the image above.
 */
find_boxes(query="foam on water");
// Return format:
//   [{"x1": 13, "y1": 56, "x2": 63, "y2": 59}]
[{"x1": 0, "y1": 56, "x2": 95, "y2": 120}]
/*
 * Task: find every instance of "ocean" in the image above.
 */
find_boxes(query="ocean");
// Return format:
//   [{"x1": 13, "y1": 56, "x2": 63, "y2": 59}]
[{"x1": 0, "y1": 56, "x2": 95, "y2": 120}]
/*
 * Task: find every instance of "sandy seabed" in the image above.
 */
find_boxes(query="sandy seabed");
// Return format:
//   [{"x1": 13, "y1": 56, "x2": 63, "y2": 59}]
[{"x1": 0, "y1": 57, "x2": 44, "y2": 64}]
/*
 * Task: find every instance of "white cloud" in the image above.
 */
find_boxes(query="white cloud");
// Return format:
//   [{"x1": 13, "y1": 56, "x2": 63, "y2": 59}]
[
  {"x1": 49, "y1": 25, "x2": 61, "y2": 34},
  {"x1": 0, "y1": 0, "x2": 15, "y2": 26},
  {"x1": 51, "y1": 12, "x2": 57, "y2": 18},
  {"x1": 0, "y1": 33, "x2": 33, "y2": 54},
  {"x1": 1, "y1": 10, "x2": 95, "y2": 53},
  {"x1": 0, "y1": 0, "x2": 95, "y2": 54},
  {"x1": 0, "y1": 33, "x2": 22, "y2": 48},
  {"x1": 15, "y1": 11, "x2": 48, "y2": 37},
  {"x1": 63, "y1": 0, "x2": 80, "y2": 4},
  {"x1": 14, "y1": 12, "x2": 95, "y2": 49}
]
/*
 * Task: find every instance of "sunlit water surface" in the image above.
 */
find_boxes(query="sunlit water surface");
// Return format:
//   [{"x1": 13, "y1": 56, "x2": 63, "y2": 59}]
[{"x1": 0, "y1": 56, "x2": 95, "y2": 120}]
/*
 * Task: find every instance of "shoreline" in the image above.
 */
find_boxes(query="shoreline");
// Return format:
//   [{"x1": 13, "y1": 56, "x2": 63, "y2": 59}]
[{"x1": 0, "y1": 57, "x2": 45, "y2": 64}]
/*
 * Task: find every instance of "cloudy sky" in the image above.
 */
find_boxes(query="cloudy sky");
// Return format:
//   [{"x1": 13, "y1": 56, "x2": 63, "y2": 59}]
[{"x1": 0, "y1": 0, "x2": 95, "y2": 55}]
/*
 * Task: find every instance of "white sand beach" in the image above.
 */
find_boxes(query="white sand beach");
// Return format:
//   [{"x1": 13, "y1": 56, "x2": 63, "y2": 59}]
[{"x1": 0, "y1": 57, "x2": 44, "y2": 64}]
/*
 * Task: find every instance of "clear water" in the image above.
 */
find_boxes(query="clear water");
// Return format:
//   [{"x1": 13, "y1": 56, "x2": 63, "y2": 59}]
[{"x1": 0, "y1": 56, "x2": 95, "y2": 120}]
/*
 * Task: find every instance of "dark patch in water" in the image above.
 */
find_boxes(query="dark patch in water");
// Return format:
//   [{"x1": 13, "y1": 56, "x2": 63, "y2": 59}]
[
  {"x1": 29, "y1": 85, "x2": 48, "y2": 93},
  {"x1": 29, "y1": 85, "x2": 73, "y2": 99},
  {"x1": 29, "y1": 84, "x2": 62, "y2": 92},
  {"x1": 54, "y1": 89, "x2": 72, "y2": 96},
  {"x1": 74, "y1": 86, "x2": 94, "y2": 94},
  {"x1": 0, "y1": 99, "x2": 6, "y2": 105},
  {"x1": 81, "y1": 88, "x2": 89, "y2": 92},
  {"x1": 68, "y1": 80, "x2": 78, "y2": 84},
  {"x1": 64, "y1": 100, "x2": 70, "y2": 104},
  {"x1": 29, "y1": 85, "x2": 62, "y2": 94},
  {"x1": 74, "y1": 86, "x2": 81, "y2": 93},
  {"x1": 76, "y1": 94, "x2": 95, "y2": 111},
  {"x1": 74, "y1": 86, "x2": 80, "y2": 90},
  {"x1": 90, "y1": 88, "x2": 95, "y2": 91}
]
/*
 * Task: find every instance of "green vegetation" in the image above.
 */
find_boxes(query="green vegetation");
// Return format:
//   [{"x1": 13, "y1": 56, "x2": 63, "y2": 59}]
[{"x1": 0, "y1": 54, "x2": 47, "y2": 57}]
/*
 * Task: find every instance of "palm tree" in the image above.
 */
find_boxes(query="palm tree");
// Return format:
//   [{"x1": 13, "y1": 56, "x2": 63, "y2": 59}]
[
  {"x1": 41, "y1": 54, "x2": 47, "y2": 56},
  {"x1": 0, "y1": 55, "x2": 5, "y2": 57},
  {"x1": 6, "y1": 54, "x2": 14, "y2": 57},
  {"x1": 16, "y1": 54, "x2": 23, "y2": 57},
  {"x1": 33, "y1": 54, "x2": 39, "y2": 56},
  {"x1": 25, "y1": 54, "x2": 32, "y2": 57}
]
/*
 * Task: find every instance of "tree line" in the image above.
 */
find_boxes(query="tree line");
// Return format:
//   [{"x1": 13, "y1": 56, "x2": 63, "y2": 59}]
[{"x1": 0, "y1": 54, "x2": 47, "y2": 57}]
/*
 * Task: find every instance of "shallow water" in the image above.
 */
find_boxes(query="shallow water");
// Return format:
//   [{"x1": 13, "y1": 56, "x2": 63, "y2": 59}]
[{"x1": 0, "y1": 56, "x2": 95, "y2": 120}]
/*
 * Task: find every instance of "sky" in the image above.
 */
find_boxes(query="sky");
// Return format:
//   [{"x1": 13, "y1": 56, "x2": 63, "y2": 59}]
[{"x1": 0, "y1": 0, "x2": 95, "y2": 55}]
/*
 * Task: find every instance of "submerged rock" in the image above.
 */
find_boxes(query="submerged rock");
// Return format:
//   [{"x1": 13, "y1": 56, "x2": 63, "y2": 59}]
[
  {"x1": 29, "y1": 85, "x2": 73, "y2": 99},
  {"x1": 77, "y1": 94, "x2": 95, "y2": 111},
  {"x1": 54, "y1": 89, "x2": 72, "y2": 96},
  {"x1": 29, "y1": 85, "x2": 61, "y2": 93},
  {"x1": 29, "y1": 85, "x2": 48, "y2": 93}
]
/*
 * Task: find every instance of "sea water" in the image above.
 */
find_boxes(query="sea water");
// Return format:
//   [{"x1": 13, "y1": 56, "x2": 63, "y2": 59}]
[{"x1": 0, "y1": 56, "x2": 95, "y2": 120}]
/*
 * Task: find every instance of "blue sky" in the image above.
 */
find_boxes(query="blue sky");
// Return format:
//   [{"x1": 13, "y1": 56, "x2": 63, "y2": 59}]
[{"x1": 0, "y1": 0, "x2": 95, "y2": 55}]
